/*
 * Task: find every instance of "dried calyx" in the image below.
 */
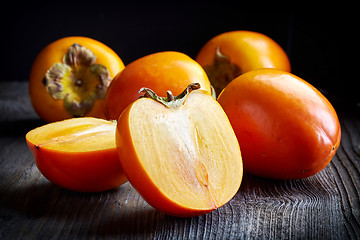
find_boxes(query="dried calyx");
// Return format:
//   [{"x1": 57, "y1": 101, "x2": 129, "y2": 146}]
[
  {"x1": 203, "y1": 47, "x2": 242, "y2": 96},
  {"x1": 42, "y1": 43, "x2": 111, "y2": 117},
  {"x1": 139, "y1": 83, "x2": 201, "y2": 108}
]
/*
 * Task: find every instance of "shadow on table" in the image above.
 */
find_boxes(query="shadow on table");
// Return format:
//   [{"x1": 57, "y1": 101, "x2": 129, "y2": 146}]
[{"x1": 1, "y1": 178, "x2": 158, "y2": 238}]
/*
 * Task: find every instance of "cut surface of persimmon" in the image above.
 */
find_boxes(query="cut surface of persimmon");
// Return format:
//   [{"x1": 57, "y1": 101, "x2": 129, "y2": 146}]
[
  {"x1": 116, "y1": 83, "x2": 243, "y2": 217},
  {"x1": 26, "y1": 117, "x2": 127, "y2": 192}
]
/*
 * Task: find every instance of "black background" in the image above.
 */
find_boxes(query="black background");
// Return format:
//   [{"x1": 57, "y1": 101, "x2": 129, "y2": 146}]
[{"x1": 3, "y1": 1, "x2": 359, "y2": 105}]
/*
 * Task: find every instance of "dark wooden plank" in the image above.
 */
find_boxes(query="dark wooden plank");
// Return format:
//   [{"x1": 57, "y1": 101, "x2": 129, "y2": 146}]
[
  {"x1": 1, "y1": 81, "x2": 359, "y2": 239},
  {"x1": 0, "y1": 81, "x2": 38, "y2": 122},
  {"x1": 331, "y1": 114, "x2": 360, "y2": 239}
]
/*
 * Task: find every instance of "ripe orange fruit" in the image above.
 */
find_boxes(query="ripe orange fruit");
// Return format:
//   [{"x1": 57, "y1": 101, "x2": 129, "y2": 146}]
[
  {"x1": 29, "y1": 36, "x2": 125, "y2": 122},
  {"x1": 105, "y1": 51, "x2": 212, "y2": 120},
  {"x1": 196, "y1": 31, "x2": 291, "y2": 95},
  {"x1": 217, "y1": 69, "x2": 341, "y2": 179},
  {"x1": 26, "y1": 117, "x2": 127, "y2": 192},
  {"x1": 116, "y1": 84, "x2": 242, "y2": 216}
]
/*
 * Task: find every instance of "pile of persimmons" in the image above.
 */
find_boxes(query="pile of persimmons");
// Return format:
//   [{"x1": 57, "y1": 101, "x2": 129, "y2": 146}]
[{"x1": 26, "y1": 31, "x2": 341, "y2": 217}]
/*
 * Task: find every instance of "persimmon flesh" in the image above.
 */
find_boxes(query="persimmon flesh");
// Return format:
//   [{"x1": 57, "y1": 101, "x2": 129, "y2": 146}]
[
  {"x1": 26, "y1": 117, "x2": 127, "y2": 192},
  {"x1": 116, "y1": 84, "x2": 242, "y2": 217}
]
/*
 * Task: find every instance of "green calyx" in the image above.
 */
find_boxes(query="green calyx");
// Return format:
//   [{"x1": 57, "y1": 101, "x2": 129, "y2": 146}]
[
  {"x1": 43, "y1": 43, "x2": 111, "y2": 117},
  {"x1": 139, "y1": 83, "x2": 201, "y2": 108},
  {"x1": 203, "y1": 47, "x2": 242, "y2": 96}
]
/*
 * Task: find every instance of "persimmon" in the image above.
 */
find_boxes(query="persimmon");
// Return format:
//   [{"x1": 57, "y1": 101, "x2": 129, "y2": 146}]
[
  {"x1": 116, "y1": 83, "x2": 242, "y2": 217},
  {"x1": 26, "y1": 117, "x2": 127, "y2": 192},
  {"x1": 105, "y1": 51, "x2": 212, "y2": 120},
  {"x1": 196, "y1": 31, "x2": 291, "y2": 95},
  {"x1": 217, "y1": 69, "x2": 341, "y2": 179},
  {"x1": 29, "y1": 36, "x2": 125, "y2": 122}
]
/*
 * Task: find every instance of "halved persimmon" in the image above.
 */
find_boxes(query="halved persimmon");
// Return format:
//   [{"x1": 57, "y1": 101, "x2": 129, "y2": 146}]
[
  {"x1": 26, "y1": 117, "x2": 127, "y2": 192},
  {"x1": 105, "y1": 51, "x2": 212, "y2": 120},
  {"x1": 196, "y1": 31, "x2": 291, "y2": 95},
  {"x1": 116, "y1": 83, "x2": 242, "y2": 217}
]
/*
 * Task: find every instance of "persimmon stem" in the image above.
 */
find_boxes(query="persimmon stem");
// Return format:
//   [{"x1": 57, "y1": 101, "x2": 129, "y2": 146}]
[
  {"x1": 167, "y1": 91, "x2": 175, "y2": 102},
  {"x1": 139, "y1": 83, "x2": 201, "y2": 108}
]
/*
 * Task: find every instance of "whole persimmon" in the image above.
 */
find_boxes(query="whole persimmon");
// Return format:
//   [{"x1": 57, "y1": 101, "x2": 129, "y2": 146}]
[
  {"x1": 26, "y1": 117, "x2": 127, "y2": 192},
  {"x1": 196, "y1": 31, "x2": 291, "y2": 95},
  {"x1": 105, "y1": 51, "x2": 212, "y2": 120},
  {"x1": 29, "y1": 36, "x2": 125, "y2": 122},
  {"x1": 217, "y1": 69, "x2": 341, "y2": 179},
  {"x1": 116, "y1": 83, "x2": 242, "y2": 217}
]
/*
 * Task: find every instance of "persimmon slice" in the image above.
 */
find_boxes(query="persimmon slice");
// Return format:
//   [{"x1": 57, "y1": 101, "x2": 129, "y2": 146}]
[
  {"x1": 26, "y1": 117, "x2": 127, "y2": 192},
  {"x1": 116, "y1": 84, "x2": 243, "y2": 217}
]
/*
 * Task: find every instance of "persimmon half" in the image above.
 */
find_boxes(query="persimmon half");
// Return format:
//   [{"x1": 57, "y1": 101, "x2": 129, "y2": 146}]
[
  {"x1": 26, "y1": 117, "x2": 127, "y2": 192},
  {"x1": 116, "y1": 83, "x2": 242, "y2": 217},
  {"x1": 217, "y1": 69, "x2": 341, "y2": 179},
  {"x1": 196, "y1": 31, "x2": 291, "y2": 95},
  {"x1": 29, "y1": 36, "x2": 125, "y2": 122},
  {"x1": 105, "y1": 51, "x2": 212, "y2": 120}
]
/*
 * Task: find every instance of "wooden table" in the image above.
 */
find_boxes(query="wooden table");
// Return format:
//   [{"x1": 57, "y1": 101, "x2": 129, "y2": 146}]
[{"x1": 1, "y1": 81, "x2": 359, "y2": 239}]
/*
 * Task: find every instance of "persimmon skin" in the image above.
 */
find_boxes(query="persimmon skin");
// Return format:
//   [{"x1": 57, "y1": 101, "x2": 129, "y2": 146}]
[
  {"x1": 29, "y1": 36, "x2": 125, "y2": 122},
  {"x1": 217, "y1": 69, "x2": 341, "y2": 179},
  {"x1": 105, "y1": 51, "x2": 212, "y2": 120},
  {"x1": 26, "y1": 145, "x2": 126, "y2": 192},
  {"x1": 116, "y1": 89, "x2": 242, "y2": 217},
  {"x1": 116, "y1": 105, "x2": 212, "y2": 217},
  {"x1": 26, "y1": 118, "x2": 127, "y2": 192},
  {"x1": 196, "y1": 31, "x2": 290, "y2": 94},
  {"x1": 196, "y1": 31, "x2": 291, "y2": 73}
]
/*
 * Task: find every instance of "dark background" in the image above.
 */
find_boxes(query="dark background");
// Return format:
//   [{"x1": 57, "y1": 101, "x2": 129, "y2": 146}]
[{"x1": 3, "y1": 1, "x2": 359, "y2": 105}]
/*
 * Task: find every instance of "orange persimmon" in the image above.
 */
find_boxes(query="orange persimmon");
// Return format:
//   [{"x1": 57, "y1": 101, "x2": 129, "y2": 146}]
[
  {"x1": 105, "y1": 51, "x2": 212, "y2": 120},
  {"x1": 29, "y1": 36, "x2": 125, "y2": 122},
  {"x1": 116, "y1": 83, "x2": 242, "y2": 217},
  {"x1": 26, "y1": 117, "x2": 127, "y2": 192},
  {"x1": 217, "y1": 69, "x2": 341, "y2": 179},
  {"x1": 196, "y1": 31, "x2": 291, "y2": 95}
]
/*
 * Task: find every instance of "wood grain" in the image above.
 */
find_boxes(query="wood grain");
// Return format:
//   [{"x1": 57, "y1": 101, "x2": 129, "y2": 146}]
[
  {"x1": 1, "y1": 81, "x2": 359, "y2": 239},
  {"x1": 331, "y1": 112, "x2": 360, "y2": 239}
]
